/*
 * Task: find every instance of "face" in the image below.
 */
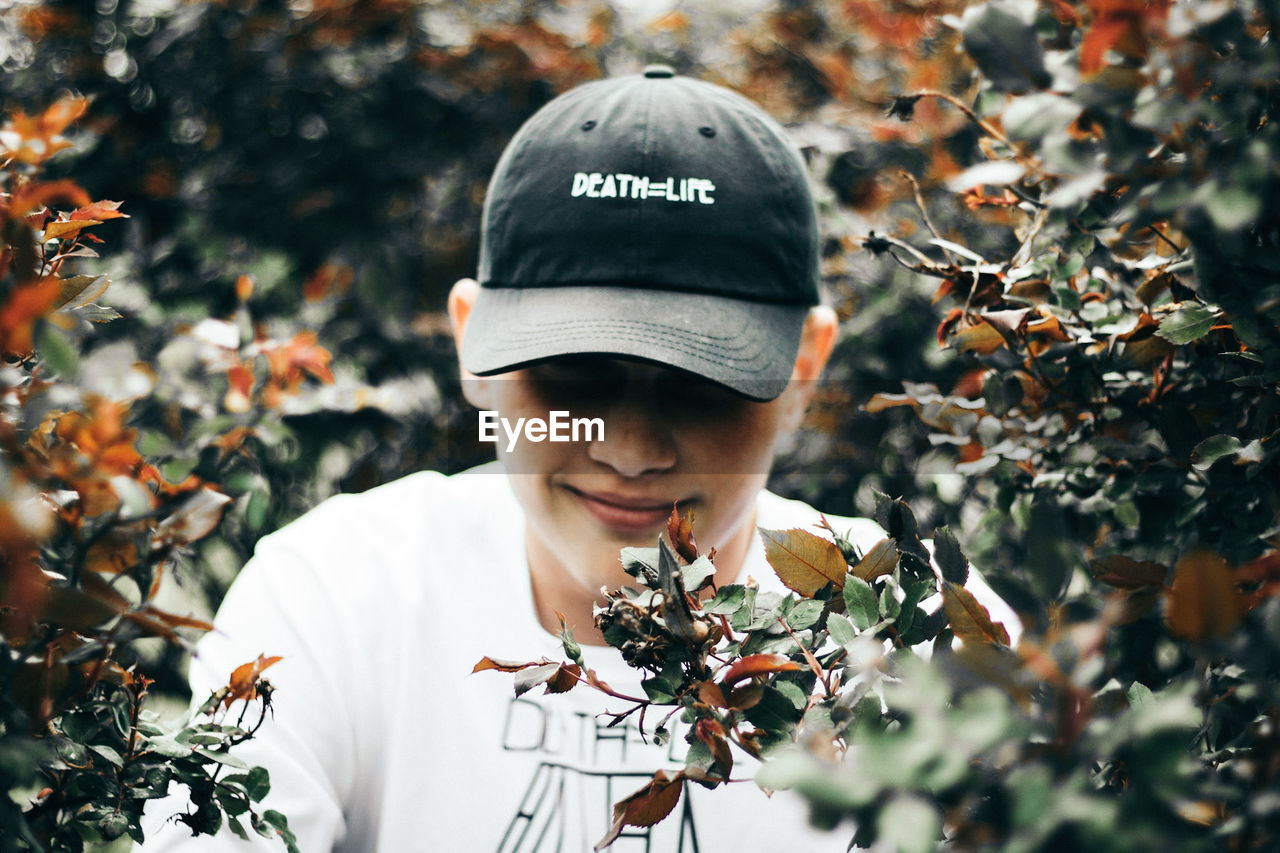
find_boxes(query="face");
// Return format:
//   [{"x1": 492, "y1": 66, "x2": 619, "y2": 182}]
[{"x1": 447, "y1": 278, "x2": 837, "y2": 625}]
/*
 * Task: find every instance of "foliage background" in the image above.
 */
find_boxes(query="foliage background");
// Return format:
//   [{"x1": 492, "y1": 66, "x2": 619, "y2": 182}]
[
  {"x1": 0, "y1": 0, "x2": 981, "y2": 635},
  {"x1": 3, "y1": 0, "x2": 1278, "y2": 849}
]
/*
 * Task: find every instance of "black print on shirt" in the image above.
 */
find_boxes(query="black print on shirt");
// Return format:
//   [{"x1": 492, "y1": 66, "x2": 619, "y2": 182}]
[{"x1": 496, "y1": 696, "x2": 700, "y2": 852}]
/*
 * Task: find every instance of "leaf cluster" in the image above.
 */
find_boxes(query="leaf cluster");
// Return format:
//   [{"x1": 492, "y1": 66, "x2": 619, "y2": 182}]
[{"x1": 1, "y1": 100, "x2": 304, "y2": 850}]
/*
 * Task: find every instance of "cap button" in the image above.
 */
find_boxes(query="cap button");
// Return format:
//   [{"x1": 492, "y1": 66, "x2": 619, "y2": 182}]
[{"x1": 643, "y1": 64, "x2": 676, "y2": 79}]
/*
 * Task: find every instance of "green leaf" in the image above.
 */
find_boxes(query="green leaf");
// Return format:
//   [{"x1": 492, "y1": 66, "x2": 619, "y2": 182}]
[
  {"x1": 35, "y1": 322, "x2": 80, "y2": 377},
  {"x1": 827, "y1": 612, "x2": 858, "y2": 646},
  {"x1": 1204, "y1": 185, "x2": 1262, "y2": 232},
  {"x1": 1191, "y1": 434, "x2": 1244, "y2": 471},
  {"x1": 1003, "y1": 92, "x2": 1082, "y2": 141},
  {"x1": 703, "y1": 584, "x2": 746, "y2": 615},
  {"x1": 1156, "y1": 305, "x2": 1216, "y2": 345},
  {"x1": 878, "y1": 794, "x2": 942, "y2": 853},
  {"x1": 743, "y1": 686, "x2": 802, "y2": 735},
  {"x1": 620, "y1": 547, "x2": 660, "y2": 582},
  {"x1": 774, "y1": 680, "x2": 809, "y2": 710},
  {"x1": 245, "y1": 765, "x2": 271, "y2": 802},
  {"x1": 843, "y1": 577, "x2": 878, "y2": 631},
  {"x1": 961, "y1": 1, "x2": 1049, "y2": 93},
  {"x1": 787, "y1": 599, "x2": 825, "y2": 631},
  {"x1": 932, "y1": 527, "x2": 969, "y2": 584},
  {"x1": 89, "y1": 744, "x2": 124, "y2": 768}
]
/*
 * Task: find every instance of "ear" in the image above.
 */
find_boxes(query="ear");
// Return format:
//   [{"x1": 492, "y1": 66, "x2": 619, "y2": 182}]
[
  {"x1": 447, "y1": 278, "x2": 493, "y2": 410},
  {"x1": 779, "y1": 306, "x2": 838, "y2": 432}
]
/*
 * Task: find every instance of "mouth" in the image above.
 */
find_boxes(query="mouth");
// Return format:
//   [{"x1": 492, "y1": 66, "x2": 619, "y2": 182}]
[{"x1": 565, "y1": 486, "x2": 688, "y2": 534}]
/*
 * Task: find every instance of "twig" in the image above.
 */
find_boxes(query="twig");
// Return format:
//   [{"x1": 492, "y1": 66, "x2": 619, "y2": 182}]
[
  {"x1": 901, "y1": 171, "x2": 954, "y2": 265},
  {"x1": 913, "y1": 89, "x2": 1011, "y2": 146},
  {"x1": 778, "y1": 617, "x2": 832, "y2": 697}
]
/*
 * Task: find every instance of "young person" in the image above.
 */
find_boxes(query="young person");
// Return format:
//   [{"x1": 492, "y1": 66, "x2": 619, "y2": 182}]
[{"x1": 143, "y1": 66, "x2": 1006, "y2": 852}]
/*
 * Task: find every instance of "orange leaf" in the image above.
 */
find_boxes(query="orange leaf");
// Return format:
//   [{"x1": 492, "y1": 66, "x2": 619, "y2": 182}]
[
  {"x1": 947, "y1": 319, "x2": 1008, "y2": 354},
  {"x1": 543, "y1": 663, "x2": 581, "y2": 694},
  {"x1": 942, "y1": 581, "x2": 1012, "y2": 646},
  {"x1": 43, "y1": 219, "x2": 101, "y2": 241},
  {"x1": 596, "y1": 771, "x2": 685, "y2": 851},
  {"x1": 224, "y1": 654, "x2": 283, "y2": 707},
  {"x1": 0, "y1": 278, "x2": 61, "y2": 355},
  {"x1": 69, "y1": 200, "x2": 127, "y2": 221},
  {"x1": 1166, "y1": 549, "x2": 1242, "y2": 640},
  {"x1": 718, "y1": 653, "x2": 801, "y2": 689},
  {"x1": 850, "y1": 538, "x2": 898, "y2": 582},
  {"x1": 471, "y1": 656, "x2": 549, "y2": 674},
  {"x1": 760, "y1": 527, "x2": 848, "y2": 596},
  {"x1": 647, "y1": 10, "x2": 689, "y2": 31}
]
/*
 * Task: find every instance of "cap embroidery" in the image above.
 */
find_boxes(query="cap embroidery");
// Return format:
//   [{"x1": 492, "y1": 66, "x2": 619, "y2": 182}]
[{"x1": 570, "y1": 171, "x2": 715, "y2": 204}]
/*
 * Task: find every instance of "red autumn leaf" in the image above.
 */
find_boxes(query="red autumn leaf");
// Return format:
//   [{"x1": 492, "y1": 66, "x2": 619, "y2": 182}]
[
  {"x1": 224, "y1": 654, "x2": 283, "y2": 707},
  {"x1": 596, "y1": 771, "x2": 685, "y2": 851},
  {"x1": 718, "y1": 653, "x2": 801, "y2": 689},
  {"x1": 1079, "y1": 0, "x2": 1168, "y2": 75},
  {"x1": 666, "y1": 505, "x2": 698, "y2": 562}
]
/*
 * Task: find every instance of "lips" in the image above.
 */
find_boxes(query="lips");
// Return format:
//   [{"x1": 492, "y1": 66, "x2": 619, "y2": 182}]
[{"x1": 566, "y1": 486, "x2": 685, "y2": 533}]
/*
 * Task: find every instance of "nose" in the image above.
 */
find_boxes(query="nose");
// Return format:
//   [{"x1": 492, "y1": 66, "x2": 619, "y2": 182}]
[{"x1": 585, "y1": 373, "x2": 677, "y2": 478}]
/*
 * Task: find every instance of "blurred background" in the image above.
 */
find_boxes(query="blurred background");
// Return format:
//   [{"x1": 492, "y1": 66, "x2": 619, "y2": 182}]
[{"x1": 0, "y1": 0, "x2": 991, "y2": 676}]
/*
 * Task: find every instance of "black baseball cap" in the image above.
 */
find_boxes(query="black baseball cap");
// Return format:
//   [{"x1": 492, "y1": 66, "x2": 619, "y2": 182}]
[{"x1": 462, "y1": 65, "x2": 821, "y2": 402}]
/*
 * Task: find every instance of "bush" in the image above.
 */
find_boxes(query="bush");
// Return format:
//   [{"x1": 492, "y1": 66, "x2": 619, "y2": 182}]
[
  {"x1": 0, "y1": 99, "x2": 307, "y2": 851},
  {"x1": 484, "y1": 1, "x2": 1280, "y2": 850}
]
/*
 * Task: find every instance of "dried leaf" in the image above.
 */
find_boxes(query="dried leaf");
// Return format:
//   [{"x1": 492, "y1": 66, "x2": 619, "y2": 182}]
[
  {"x1": 1166, "y1": 549, "x2": 1242, "y2": 640},
  {"x1": 44, "y1": 219, "x2": 101, "y2": 241},
  {"x1": 760, "y1": 527, "x2": 848, "y2": 596},
  {"x1": 154, "y1": 487, "x2": 232, "y2": 547},
  {"x1": 850, "y1": 538, "x2": 898, "y2": 582},
  {"x1": 471, "y1": 656, "x2": 550, "y2": 674},
  {"x1": 596, "y1": 771, "x2": 685, "y2": 851},
  {"x1": 942, "y1": 581, "x2": 1011, "y2": 646},
  {"x1": 1091, "y1": 555, "x2": 1167, "y2": 589},
  {"x1": 666, "y1": 505, "x2": 698, "y2": 562}
]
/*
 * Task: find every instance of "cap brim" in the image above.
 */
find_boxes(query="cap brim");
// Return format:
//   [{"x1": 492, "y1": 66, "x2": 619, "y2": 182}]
[{"x1": 460, "y1": 286, "x2": 810, "y2": 402}]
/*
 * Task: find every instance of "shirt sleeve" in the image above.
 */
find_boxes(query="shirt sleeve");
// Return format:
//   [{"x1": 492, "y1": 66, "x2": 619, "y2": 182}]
[{"x1": 138, "y1": 530, "x2": 368, "y2": 852}]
